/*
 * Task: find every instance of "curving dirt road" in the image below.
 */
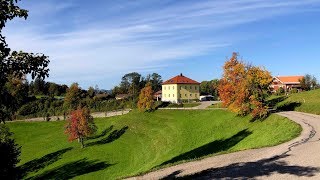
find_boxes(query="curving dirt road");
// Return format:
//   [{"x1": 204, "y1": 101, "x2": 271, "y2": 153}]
[{"x1": 129, "y1": 111, "x2": 320, "y2": 179}]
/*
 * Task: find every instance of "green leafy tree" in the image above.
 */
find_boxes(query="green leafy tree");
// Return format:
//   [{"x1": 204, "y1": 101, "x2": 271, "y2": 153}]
[
  {"x1": 1, "y1": 0, "x2": 50, "y2": 123},
  {"x1": 87, "y1": 86, "x2": 95, "y2": 98},
  {"x1": 120, "y1": 72, "x2": 142, "y2": 95},
  {"x1": 300, "y1": 74, "x2": 318, "y2": 91},
  {"x1": 63, "y1": 83, "x2": 82, "y2": 110},
  {"x1": 48, "y1": 82, "x2": 59, "y2": 96},
  {"x1": 200, "y1": 79, "x2": 219, "y2": 97}
]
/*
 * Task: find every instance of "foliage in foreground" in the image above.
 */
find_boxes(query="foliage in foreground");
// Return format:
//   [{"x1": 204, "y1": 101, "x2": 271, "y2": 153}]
[
  {"x1": 0, "y1": 0, "x2": 50, "y2": 123},
  {"x1": 0, "y1": 124, "x2": 21, "y2": 179},
  {"x1": 65, "y1": 107, "x2": 97, "y2": 148},
  {"x1": 218, "y1": 52, "x2": 272, "y2": 119}
]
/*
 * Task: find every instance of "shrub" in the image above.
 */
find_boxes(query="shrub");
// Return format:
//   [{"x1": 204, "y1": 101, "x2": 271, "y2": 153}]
[{"x1": 0, "y1": 125, "x2": 21, "y2": 179}]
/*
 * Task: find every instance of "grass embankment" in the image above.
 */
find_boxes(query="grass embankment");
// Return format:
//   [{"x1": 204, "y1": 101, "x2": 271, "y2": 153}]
[
  {"x1": 8, "y1": 110, "x2": 301, "y2": 179},
  {"x1": 207, "y1": 102, "x2": 223, "y2": 108},
  {"x1": 167, "y1": 102, "x2": 201, "y2": 108},
  {"x1": 272, "y1": 89, "x2": 320, "y2": 115}
]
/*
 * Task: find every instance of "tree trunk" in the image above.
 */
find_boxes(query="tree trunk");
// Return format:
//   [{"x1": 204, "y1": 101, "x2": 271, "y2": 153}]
[{"x1": 80, "y1": 137, "x2": 84, "y2": 148}]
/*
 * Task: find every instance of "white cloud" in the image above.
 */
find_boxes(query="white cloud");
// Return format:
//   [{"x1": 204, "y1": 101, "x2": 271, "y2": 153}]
[{"x1": 3, "y1": 0, "x2": 320, "y2": 88}]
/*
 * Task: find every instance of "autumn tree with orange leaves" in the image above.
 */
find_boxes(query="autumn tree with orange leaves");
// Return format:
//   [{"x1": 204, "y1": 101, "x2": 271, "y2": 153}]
[
  {"x1": 65, "y1": 107, "x2": 97, "y2": 148},
  {"x1": 218, "y1": 52, "x2": 272, "y2": 119},
  {"x1": 137, "y1": 82, "x2": 154, "y2": 112}
]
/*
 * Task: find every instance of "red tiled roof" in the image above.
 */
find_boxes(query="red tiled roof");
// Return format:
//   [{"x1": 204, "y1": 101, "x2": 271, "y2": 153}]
[
  {"x1": 162, "y1": 74, "x2": 200, "y2": 85},
  {"x1": 275, "y1": 76, "x2": 304, "y2": 84}
]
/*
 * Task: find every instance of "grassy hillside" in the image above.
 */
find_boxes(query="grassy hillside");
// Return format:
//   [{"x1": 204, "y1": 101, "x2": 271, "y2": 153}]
[
  {"x1": 274, "y1": 89, "x2": 320, "y2": 115},
  {"x1": 8, "y1": 110, "x2": 301, "y2": 179}
]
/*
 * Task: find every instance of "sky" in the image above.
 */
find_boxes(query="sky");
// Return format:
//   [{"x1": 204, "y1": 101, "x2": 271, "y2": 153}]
[{"x1": 4, "y1": 0, "x2": 320, "y2": 89}]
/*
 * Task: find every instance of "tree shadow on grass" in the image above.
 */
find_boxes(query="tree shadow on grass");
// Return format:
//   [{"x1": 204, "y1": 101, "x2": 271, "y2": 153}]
[
  {"x1": 158, "y1": 129, "x2": 252, "y2": 167},
  {"x1": 276, "y1": 102, "x2": 302, "y2": 111},
  {"x1": 266, "y1": 96, "x2": 288, "y2": 108},
  {"x1": 28, "y1": 158, "x2": 113, "y2": 180},
  {"x1": 168, "y1": 154, "x2": 320, "y2": 179},
  {"x1": 86, "y1": 126, "x2": 129, "y2": 147},
  {"x1": 86, "y1": 125, "x2": 114, "y2": 140},
  {"x1": 19, "y1": 147, "x2": 73, "y2": 178}
]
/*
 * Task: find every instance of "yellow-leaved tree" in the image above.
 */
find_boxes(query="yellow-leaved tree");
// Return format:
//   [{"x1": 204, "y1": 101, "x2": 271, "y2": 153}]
[
  {"x1": 218, "y1": 52, "x2": 273, "y2": 119},
  {"x1": 137, "y1": 82, "x2": 154, "y2": 112}
]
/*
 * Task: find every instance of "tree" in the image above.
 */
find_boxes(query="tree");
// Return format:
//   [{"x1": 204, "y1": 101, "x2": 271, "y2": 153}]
[
  {"x1": 150, "y1": 73, "x2": 163, "y2": 92},
  {"x1": 87, "y1": 86, "x2": 95, "y2": 98},
  {"x1": 1, "y1": 0, "x2": 50, "y2": 123},
  {"x1": 200, "y1": 79, "x2": 219, "y2": 97},
  {"x1": 48, "y1": 82, "x2": 59, "y2": 96},
  {"x1": 137, "y1": 83, "x2": 154, "y2": 112},
  {"x1": 65, "y1": 107, "x2": 97, "y2": 148},
  {"x1": 300, "y1": 74, "x2": 318, "y2": 91},
  {"x1": 63, "y1": 83, "x2": 82, "y2": 110},
  {"x1": 120, "y1": 72, "x2": 142, "y2": 95},
  {"x1": 0, "y1": 124, "x2": 21, "y2": 179},
  {"x1": 218, "y1": 52, "x2": 272, "y2": 119}
]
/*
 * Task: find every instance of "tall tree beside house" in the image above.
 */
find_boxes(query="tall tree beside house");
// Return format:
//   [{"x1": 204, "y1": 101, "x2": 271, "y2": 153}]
[
  {"x1": 65, "y1": 107, "x2": 97, "y2": 148},
  {"x1": 218, "y1": 52, "x2": 272, "y2": 119},
  {"x1": 63, "y1": 83, "x2": 82, "y2": 110},
  {"x1": 299, "y1": 74, "x2": 318, "y2": 91},
  {"x1": 120, "y1": 72, "x2": 142, "y2": 95},
  {"x1": 137, "y1": 83, "x2": 154, "y2": 112}
]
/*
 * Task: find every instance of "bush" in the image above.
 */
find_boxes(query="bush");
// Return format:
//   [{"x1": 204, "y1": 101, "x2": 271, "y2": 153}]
[
  {"x1": 0, "y1": 125, "x2": 21, "y2": 179},
  {"x1": 290, "y1": 88, "x2": 298, "y2": 94},
  {"x1": 275, "y1": 87, "x2": 285, "y2": 96}
]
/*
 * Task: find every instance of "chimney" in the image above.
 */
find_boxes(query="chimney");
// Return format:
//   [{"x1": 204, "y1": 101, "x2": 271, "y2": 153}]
[{"x1": 180, "y1": 73, "x2": 183, "y2": 76}]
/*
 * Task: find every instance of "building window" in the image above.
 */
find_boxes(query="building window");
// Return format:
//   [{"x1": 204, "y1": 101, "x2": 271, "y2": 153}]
[
  {"x1": 169, "y1": 86, "x2": 170, "y2": 90},
  {"x1": 185, "y1": 94, "x2": 187, "y2": 97},
  {"x1": 195, "y1": 86, "x2": 197, "y2": 90},
  {"x1": 173, "y1": 94, "x2": 174, "y2": 97},
  {"x1": 190, "y1": 86, "x2": 192, "y2": 89},
  {"x1": 169, "y1": 94, "x2": 170, "y2": 97},
  {"x1": 190, "y1": 94, "x2": 192, "y2": 97},
  {"x1": 180, "y1": 94, "x2": 182, "y2": 98},
  {"x1": 185, "y1": 86, "x2": 187, "y2": 89},
  {"x1": 173, "y1": 86, "x2": 174, "y2": 90},
  {"x1": 180, "y1": 86, "x2": 182, "y2": 90}
]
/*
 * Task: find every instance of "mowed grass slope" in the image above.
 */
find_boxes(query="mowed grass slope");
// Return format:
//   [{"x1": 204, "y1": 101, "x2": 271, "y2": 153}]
[
  {"x1": 275, "y1": 89, "x2": 320, "y2": 115},
  {"x1": 8, "y1": 110, "x2": 301, "y2": 179}
]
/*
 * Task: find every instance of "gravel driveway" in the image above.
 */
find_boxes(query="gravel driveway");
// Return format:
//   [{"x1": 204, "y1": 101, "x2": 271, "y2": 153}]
[{"x1": 128, "y1": 111, "x2": 320, "y2": 179}]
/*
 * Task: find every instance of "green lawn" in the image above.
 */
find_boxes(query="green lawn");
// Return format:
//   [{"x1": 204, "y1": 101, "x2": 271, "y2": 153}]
[
  {"x1": 273, "y1": 89, "x2": 320, "y2": 115},
  {"x1": 8, "y1": 110, "x2": 301, "y2": 179}
]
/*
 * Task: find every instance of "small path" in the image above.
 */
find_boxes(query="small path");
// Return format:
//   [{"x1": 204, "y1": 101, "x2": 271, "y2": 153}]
[
  {"x1": 11, "y1": 109, "x2": 131, "y2": 122},
  {"x1": 159, "y1": 101, "x2": 222, "y2": 110},
  {"x1": 128, "y1": 111, "x2": 320, "y2": 180}
]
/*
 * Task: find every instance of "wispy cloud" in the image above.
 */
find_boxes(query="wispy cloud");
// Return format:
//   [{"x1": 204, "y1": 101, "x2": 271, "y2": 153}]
[{"x1": 3, "y1": 0, "x2": 320, "y2": 88}]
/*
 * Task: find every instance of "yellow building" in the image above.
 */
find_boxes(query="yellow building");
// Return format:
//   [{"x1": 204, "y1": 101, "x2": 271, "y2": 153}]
[{"x1": 162, "y1": 73, "x2": 200, "y2": 103}]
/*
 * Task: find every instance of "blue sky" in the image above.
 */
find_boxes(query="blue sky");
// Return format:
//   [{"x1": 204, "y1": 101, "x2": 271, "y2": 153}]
[{"x1": 4, "y1": 0, "x2": 320, "y2": 89}]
